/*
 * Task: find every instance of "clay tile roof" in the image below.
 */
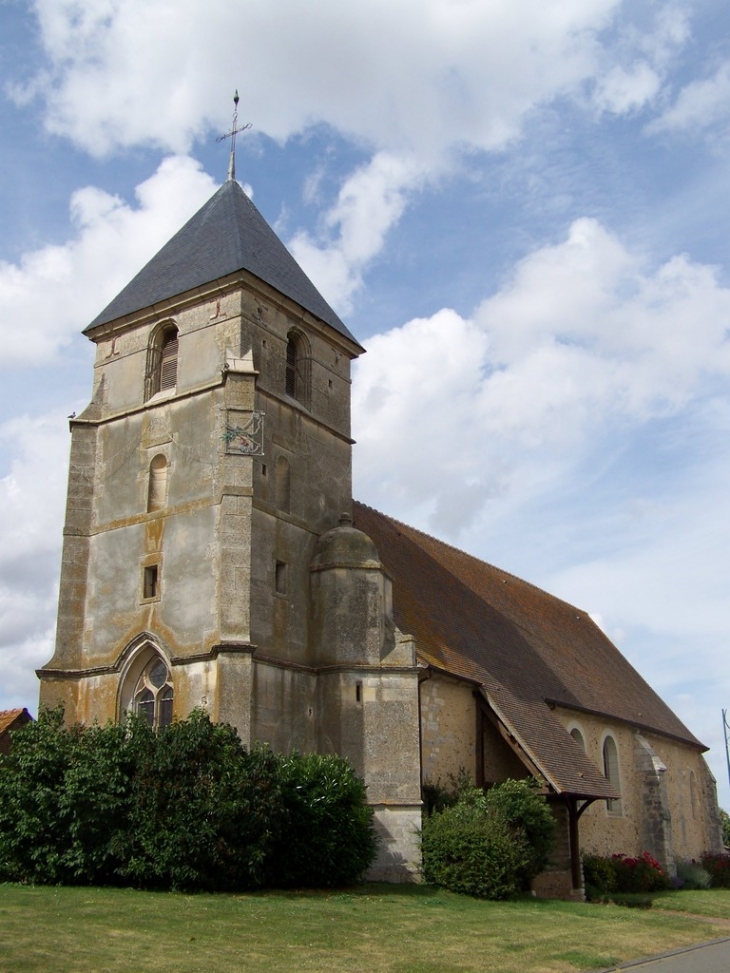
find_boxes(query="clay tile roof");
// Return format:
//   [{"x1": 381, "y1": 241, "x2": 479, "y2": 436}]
[
  {"x1": 85, "y1": 179, "x2": 361, "y2": 347},
  {"x1": 353, "y1": 502, "x2": 704, "y2": 798},
  {"x1": 0, "y1": 708, "x2": 32, "y2": 736}
]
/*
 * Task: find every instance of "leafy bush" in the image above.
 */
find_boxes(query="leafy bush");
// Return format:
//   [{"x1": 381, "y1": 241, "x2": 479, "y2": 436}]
[
  {"x1": 0, "y1": 707, "x2": 375, "y2": 891},
  {"x1": 120, "y1": 713, "x2": 284, "y2": 891},
  {"x1": 421, "y1": 801, "x2": 524, "y2": 899},
  {"x1": 674, "y1": 859, "x2": 711, "y2": 890},
  {"x1": 482, "y1": 778, "x2": 554, "y2": 887},
  {"x1": 582, "y1": 852, "x2": 668, "y2": 897},
  {"x1": 583, "y1": 854, "x2": 618, "y2": 897},
  {"x1": 422, "y1": 778, "x2": 459, "y2": 817},
  {"x1": 0, "y1": 706, "x2": 77, "y2": 884},
  {"x1": 266, "y1": 753, "x2": 376, "y2": 887},
  {"x1": 421, "y1": 778, "x2": 554, "y2": 899},
  {"x1": 702, "y1": 853, "x2": 730, "y2": 888}
]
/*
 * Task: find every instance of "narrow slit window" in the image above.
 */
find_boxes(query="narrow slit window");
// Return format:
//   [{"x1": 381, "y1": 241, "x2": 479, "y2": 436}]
[
  {"x1": 143, "y1": 565, "x2": 159, "y2": 600},
  {"x1": 275, "y1": 560, "x2": 287, "y2": 595}
]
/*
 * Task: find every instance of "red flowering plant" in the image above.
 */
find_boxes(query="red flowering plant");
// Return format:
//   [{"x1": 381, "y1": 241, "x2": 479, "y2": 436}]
[{"x1": 611, "y1": 852, "x2": 669, "y2": 893}]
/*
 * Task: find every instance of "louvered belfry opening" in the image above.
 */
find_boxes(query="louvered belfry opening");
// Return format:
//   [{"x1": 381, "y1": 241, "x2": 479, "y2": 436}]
[{"x1": 159, "y1": 328, "x2": 179, "y2": 391}]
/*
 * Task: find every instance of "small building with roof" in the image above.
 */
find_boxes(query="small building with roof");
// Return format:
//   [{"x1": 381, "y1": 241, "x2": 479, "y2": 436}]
[
  {"x1": 0, "y1": 708, "x2": 32, "y2": 756},
  {"x1": 38, "y1": 150, "x2": 723, "y2": 892}
]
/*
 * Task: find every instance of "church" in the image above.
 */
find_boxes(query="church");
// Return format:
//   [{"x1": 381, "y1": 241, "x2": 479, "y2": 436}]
[{"x1": 38, "y1": 161, "x2": 723, "y2": 894}]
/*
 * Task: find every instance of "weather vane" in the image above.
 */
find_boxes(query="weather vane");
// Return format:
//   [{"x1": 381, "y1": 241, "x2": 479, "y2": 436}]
[{"x1": 216, "y1": 90, "x2": 251, "y2": 182}]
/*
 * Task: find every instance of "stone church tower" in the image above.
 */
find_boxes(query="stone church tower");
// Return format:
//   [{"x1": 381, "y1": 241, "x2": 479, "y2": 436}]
[{"x1": 39, "y1": 175, "x2": 422, "y2": 879}]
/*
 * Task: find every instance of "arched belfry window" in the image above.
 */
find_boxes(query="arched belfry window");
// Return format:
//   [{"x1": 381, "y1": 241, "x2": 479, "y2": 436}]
[
  {"x1": 132, "y1": 655, "x2": 173, "y2": 729},
  {"x1": 602, "y1": 734, "x2": 622, "y2": 814},
  {"x1": 146, "y1": 324, "x2": 179, "y2": 399},
  {"x1": 285, "y1": 330, "x2": 311, "y2": 408}
]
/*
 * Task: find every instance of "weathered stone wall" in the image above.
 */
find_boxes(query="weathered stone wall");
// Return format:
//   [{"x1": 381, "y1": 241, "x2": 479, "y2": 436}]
[{"x1": 420, "y1": 673, "x2": 477, "y2": 784}]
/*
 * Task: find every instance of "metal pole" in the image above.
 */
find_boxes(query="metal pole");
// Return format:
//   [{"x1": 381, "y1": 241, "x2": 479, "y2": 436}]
[{"x1": 723, "y1": 709, "x2": 730, "y2": 791}]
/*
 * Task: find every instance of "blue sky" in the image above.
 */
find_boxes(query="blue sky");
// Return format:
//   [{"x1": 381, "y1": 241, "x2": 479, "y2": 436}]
[{"x1": 1, "y1": 0, "x2": 730, "y2": 808}]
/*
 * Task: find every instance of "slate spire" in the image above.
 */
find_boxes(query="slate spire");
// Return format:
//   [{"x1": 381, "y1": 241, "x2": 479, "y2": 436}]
[{"x1": 85, "y1": 178, "x2": 359, "y2": 345}]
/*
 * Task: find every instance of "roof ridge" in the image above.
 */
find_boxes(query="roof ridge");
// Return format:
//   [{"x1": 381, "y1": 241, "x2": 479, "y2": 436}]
[{"x1": 353, "y1": 499, "x2": 588, "y2": 618}]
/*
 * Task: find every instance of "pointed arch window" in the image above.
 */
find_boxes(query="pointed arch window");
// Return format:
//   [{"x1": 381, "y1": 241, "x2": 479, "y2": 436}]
[
  {"x1": 133, "y1": 655, "x2": 173, "y2": 729},
  {"x1": 284, "y1": 330, "x2": 311, "y2": 409},
  {"x1": 146, "y1": 324, "x2": 179, "y2": 399}
]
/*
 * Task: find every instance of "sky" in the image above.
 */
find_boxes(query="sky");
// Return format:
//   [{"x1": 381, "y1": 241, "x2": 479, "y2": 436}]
[{"x1": 1, "y1": 0, "x2": 729, "y2": 808}]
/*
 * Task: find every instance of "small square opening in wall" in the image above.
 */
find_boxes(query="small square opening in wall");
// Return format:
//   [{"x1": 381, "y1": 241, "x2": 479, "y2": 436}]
[
  {"x1": 275, "y1": 560, "x2": 287, "y2": 595},
  {"x1": 143, "y1": 565, "x2": 159, "y2": 600}
]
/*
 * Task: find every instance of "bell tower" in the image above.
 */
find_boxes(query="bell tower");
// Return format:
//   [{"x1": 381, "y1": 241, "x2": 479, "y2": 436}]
[
  {"x1": 40, "y1": 158, "x2": 422, "y2": 880},
  {"x1": 39, "y1": 171, "x2": 363, "y2": 732}
]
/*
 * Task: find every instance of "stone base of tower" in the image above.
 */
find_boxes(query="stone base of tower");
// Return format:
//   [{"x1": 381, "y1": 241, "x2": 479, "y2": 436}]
[{"x1": 366, "y1": 804, "x2": 422, "y2": 882}]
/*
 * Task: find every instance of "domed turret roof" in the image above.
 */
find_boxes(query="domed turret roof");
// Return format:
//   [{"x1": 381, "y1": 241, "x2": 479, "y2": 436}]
[{"x1": 311, "y1": 514, "x2": 381, "y2": 570}]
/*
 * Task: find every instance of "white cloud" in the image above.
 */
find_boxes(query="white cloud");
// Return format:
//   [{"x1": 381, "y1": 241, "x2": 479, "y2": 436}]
[
  {"x1": 19, "y1": 0, "x2": 627, "y2": 159},
  {"x1": 593, "y1": 61, "x2": 661, "y2": 114},
  {"x1": 0, "y1": 412, "x2": 70, "y2": 711},
  {"x1": 9, "y1": 0, "x2": 703, "y2": 310},
  {"x1": 647, "y1": 61, "x2": 730, "y2": 136},
  {"x1": 353, "y1": 218, "x2": 730, "y2": 532},
  {"x1": 590, "y1": 3, "x2": 688, "y2": 116},
  {"x1": 289, "y1": 152, "x2": 430, "y2": 312},
  {"x1": 0, "y1": 156, "x2": 216, "y2": 367}
]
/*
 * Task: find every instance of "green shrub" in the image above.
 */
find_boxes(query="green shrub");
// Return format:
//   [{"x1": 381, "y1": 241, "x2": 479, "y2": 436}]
[
  {"x1": 675, "y1": 859, "x2": 711, "y2": 890},
  {"x1": 266, "y1": 753, "x2": 376, "y2": 887},
  {"x1": 421, "y1": 778, "x2": 554, "y2": 899},
  {"x1": 0, "y1": 708, "x2": 375, "y2": 892},
  {"x1": 583, "y1": 853, "x2": 618, "y2": 897},
  {"x1": 421, "y1": 801, "x2": 524, "y2": 899},
  {"x1": 483, "y1": 778, "x2": 554, "y2": 888},
  {"x1": 120, "y1": 713, "x2": 283, "y2": 891},
  {"x1": 422, "y1": 778, "x2": 459, "y2": 817},
  {"x1": 0, "y1": 706, "x2": 76, "y2": 883},
  {"x1": 701, "y1": 853, "x2": 730, "y2": 888}
]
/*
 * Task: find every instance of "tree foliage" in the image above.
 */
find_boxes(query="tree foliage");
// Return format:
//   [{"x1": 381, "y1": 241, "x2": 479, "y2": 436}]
[{"x1": 0, "y1": 707, "x2": 376, "y2": 891}]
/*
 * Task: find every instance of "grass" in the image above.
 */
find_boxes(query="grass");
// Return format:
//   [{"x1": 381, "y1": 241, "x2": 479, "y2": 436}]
[{"x1": 1, "y1": 884, "x2": 729, "y2": 973}]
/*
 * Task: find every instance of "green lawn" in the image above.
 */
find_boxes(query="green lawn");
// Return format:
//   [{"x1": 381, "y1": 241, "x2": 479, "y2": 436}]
[{"x1": 0, "y1": 883, "x2": 728, "y2": 973}]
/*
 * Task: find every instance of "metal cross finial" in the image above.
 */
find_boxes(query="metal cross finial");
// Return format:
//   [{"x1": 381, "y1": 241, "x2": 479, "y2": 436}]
[{"x1": 216, "y1": 89, "x2": 251, "y2": 182}]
